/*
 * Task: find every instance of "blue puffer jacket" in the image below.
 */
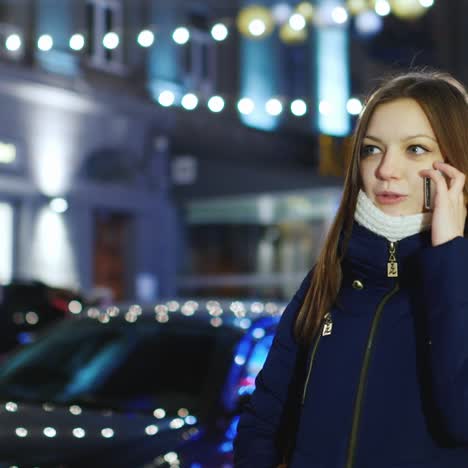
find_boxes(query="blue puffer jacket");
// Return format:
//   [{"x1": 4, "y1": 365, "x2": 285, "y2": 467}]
[{"x1": 234, "y1": 221, "x2": 468, "y2": 468}]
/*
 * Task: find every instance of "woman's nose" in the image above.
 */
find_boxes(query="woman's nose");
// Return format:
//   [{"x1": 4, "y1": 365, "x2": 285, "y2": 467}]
[{"x1": 375, "y1": 150, "x2": 403, "y2": 180}]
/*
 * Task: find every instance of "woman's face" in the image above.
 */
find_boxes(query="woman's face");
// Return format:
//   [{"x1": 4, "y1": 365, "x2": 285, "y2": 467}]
[{"x1": 359, "y1": 98, "x2": 445, "y2": 216}]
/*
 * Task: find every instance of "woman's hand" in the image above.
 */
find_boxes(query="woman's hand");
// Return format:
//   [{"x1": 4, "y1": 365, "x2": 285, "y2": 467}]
[{"x1": 420, "y1": 161, "x2": 467, "y2": 247}]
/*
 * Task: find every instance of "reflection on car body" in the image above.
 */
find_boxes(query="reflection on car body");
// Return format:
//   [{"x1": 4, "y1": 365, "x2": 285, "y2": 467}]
[{"x1": 0, "y1": 299, "x2": 284, "y2": 467}]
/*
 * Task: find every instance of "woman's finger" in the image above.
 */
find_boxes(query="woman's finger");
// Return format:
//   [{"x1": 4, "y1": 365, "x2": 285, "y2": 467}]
[{"x1": 434, "y1": 161, "x2": 466, "y2": 191}]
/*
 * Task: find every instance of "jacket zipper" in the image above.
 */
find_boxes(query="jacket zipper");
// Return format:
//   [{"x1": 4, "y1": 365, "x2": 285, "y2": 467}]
[
  {"x1": 282, "y1": 315, "x2": 332, "y2": 467},
  {"x1": 301, "y1": 312, "x2": 333, "y2": 405},
  {"x1": 345, "y1": 241, "x2": 400, "y2": 468}
]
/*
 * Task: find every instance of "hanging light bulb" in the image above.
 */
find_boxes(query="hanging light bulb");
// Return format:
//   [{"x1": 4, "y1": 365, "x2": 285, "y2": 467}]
[
  {"x1": 181, "y1": 93, "x2": 199, "y2": 110},
  {"x1": 266, "y1": 98, "x2": 283, "y2": 116},
  {"x1": 211, "y1": 23, "x2": 229, "y2": 41},
  {"x1": 37, "y1": 34, "x2": 53, "y2": 51},
  {"x1": 289, "y1": 13, "x2": 306, "y2": 31},
  {"x1": 374, "y1": 0, "x2": 391, "y2": 16},
  {"x1": 291, "y1": 99, "x2": 307, "y2": 117},
  {"x1": 69, "y1": 33, "x2": 85, "y2": 51},
  {"x1": 346, "y1": 98, "x2": 363, "y2": 115},
  {"x1": 208, "y1": 96, "x2": 225, "y2": 113},
  {"x1": 5, "y1": 34, "x2": 22, "y2": 52},
  {"x1": 137, "y1": 30, "x2": 155, "y2": 47},
  {"x1": 331, "y1": 6, "x2": 349, "y2": 24},
  {"x1": 173, "y1": 27, "x2": 190, "y2": 45},
  {"x1": 102, "y1": 32, "x2": 119, "y2": 49},
  {"x1": 158, "y1": 90, "x2": 175, "y2": 107},
  {"x1": 237, "y1": 97, "x2": 255, "y2": 115},
  {"x1": 237, "y1": 5, "x2": 275, "y2": 39},
  {"x1": 248, "y1": 19, "x2": 267, "y2": 37}
]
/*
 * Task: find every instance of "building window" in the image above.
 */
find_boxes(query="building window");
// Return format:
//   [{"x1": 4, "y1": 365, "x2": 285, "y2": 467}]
[
  {"x1": 183, "y1": 13, "x2": 216, "y2": 96},
  {"x1": 85, "y1": 0, "x2": 123, "y2": 72}
]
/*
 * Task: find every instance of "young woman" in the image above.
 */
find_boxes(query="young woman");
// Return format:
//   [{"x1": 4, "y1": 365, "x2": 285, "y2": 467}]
[{"x1": 234, "y1": 70, "x2": 468, "y2": 468}]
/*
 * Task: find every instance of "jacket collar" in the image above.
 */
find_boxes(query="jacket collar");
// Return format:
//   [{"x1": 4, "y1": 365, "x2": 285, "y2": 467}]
[{"x1": 340, "y1": 220, "x2": 432, "y2": 287}]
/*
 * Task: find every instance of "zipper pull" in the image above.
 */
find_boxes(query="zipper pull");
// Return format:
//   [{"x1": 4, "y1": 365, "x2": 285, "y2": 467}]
[
  {"x1": 322, "y1": 312, "x2": 333, "y2": 336},
  {"x1": 387, "y1": 241, "x2": 398, "y2": 278}
]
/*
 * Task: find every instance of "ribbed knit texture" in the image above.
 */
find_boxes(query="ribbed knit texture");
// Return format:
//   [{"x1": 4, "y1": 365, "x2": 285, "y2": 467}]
[{"x1": 354, "y1": 189, "x2": 432, "y2": 242}]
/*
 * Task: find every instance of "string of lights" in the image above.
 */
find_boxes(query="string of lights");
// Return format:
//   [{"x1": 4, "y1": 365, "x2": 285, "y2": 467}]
[
  {"x1": 3, "y1": 27, "x2": 365, "y2": 120},
  {"x1": 2, "y1": 0, "x2": 435, "y2": 54},
  {"x1": 155, "y1": 90, "x2": 364, "y2": 120},
  {"x1": 238, "y1": 0, "x2": 434, "y2": 43},
  {"x1": 0, "y1": 0, "x2": 434, "y2": 126}
]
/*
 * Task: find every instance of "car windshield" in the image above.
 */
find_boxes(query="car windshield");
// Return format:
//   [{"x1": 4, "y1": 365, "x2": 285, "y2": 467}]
[{"x1": 0, "y1": 317, "x2": 243, "y2": 414}]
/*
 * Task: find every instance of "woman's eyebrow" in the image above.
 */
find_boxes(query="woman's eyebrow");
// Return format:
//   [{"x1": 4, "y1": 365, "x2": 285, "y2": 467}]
[
  {"x1": 402, "y1": 134, "x2": 437, "y2": 142},
  {"x1": 363, "y1": 135, "x2": 384, "y2": 143},
  {"x1": 363, "y1": 134, "x2": 437, "y2": 143}
]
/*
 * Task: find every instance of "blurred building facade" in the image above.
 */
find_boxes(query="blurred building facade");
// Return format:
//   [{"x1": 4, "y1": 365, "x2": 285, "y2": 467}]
[{"x1": 0, "y1": 0, "x2": 453, "y2": 301}]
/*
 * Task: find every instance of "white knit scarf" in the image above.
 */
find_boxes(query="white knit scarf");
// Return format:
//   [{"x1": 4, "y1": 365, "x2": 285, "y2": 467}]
[{"x1": 354, "y1": 189, "x2": 432, "y2": 242}]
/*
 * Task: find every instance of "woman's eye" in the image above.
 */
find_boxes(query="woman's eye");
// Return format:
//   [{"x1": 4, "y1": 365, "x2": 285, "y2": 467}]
[
  {"x1": 408, "y1": 145, "x2": 428, "y2": 155},
  {"x1": 360, "y1": 145, "x2": 380, "y2": 157}
]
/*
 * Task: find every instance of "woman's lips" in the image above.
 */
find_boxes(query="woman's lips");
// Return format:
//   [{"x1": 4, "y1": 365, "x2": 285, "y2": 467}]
[{"x1": 375, "y1": 194, "x2": 408, "y2": 205}]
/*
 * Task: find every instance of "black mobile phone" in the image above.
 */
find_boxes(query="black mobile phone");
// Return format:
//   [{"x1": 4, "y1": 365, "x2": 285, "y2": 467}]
[
  {"x1": 424, "y1": 177, "x2": 431, "y2": 210},
  {"x1": 424, "y1": 170, "x2": 448, "y2": 210}
]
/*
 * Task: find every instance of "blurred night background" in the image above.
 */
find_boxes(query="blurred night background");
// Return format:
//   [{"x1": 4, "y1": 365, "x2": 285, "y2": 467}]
[
  {"x1": 0, "y1": 1, "x2": 462, "y2": 466},
  {"x1": 0, "y1": 0, "x2": 454, "y2": 306}
]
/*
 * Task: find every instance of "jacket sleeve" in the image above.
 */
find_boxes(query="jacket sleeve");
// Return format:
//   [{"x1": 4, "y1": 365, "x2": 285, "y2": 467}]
[
  {"x1": 414, "y1": 235, "x2": 468, "y2": 443},
  {"x1": 233, "y1": 269, "x2": 313, "y2": 467}
]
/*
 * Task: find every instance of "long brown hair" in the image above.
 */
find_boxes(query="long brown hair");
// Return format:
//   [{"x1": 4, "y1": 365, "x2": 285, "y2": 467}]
[{"x1": 294, "y1": 69, "x2": 468, "y2": 345}]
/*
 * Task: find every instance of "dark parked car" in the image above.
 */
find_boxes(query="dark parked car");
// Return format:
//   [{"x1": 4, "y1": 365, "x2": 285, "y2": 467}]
[
  {"x1": 0, "y1": 280, "x2": 85, "y2": 354},
  {"x1": 0, "y1": 299, "x2": 283, "y2": 467}
]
